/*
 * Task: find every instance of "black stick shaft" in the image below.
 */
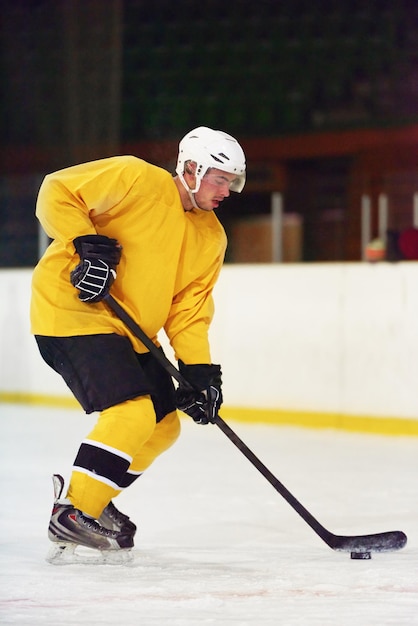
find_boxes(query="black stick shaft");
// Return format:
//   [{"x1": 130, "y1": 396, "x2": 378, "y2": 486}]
[{"x1": 104, "y1": 295, "x2": 330, "y2": 537}]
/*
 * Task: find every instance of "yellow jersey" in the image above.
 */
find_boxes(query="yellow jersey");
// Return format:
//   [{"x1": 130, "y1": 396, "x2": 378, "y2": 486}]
[{"x1": 30, "y1": 155, "x2": 227, "y2": 364}]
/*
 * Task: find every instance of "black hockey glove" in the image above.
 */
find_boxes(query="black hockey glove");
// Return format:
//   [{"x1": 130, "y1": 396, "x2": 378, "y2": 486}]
[
  {"x1": 175, "y1": 361, "x2": 223, "y2": 425},
  {"x1": 70, "y1": 234, "x2": 122, "y2": 303}
]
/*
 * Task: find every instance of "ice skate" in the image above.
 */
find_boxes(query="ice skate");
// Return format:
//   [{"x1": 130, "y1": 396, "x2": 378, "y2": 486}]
[{"x1": 46, "y1": 474, "x2": 134, "y2": 565}]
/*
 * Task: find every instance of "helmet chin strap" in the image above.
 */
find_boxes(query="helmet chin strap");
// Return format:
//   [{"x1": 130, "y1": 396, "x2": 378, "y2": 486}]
[
  {"x1": 188, "y1": 191, "x2": 199, "y2": 209},
  {"x1": 178, "y1": 172, "x2": 200, "y2": 210}
]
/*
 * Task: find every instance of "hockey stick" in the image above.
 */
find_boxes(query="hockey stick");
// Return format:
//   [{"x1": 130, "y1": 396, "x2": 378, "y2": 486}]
[{"x1": 104, "y1": 294, "x2": 407, "y2": 556}]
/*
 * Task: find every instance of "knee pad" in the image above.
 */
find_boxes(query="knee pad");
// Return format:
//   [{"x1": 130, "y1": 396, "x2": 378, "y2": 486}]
[{"x1": 88, "y1": 395, "x2": 156, "y2": 457}]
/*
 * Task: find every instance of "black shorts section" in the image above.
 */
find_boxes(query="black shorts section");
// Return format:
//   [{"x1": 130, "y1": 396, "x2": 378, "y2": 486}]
[
  {"x1": 74, "y1": 441, "x2": 130, "y2": 486},
  {"x1": 35, "y1": 334, "x2": 176, "y2": 421},
  {"x1": 136, "y1": 350, "x2": 177, "y2": 424}
]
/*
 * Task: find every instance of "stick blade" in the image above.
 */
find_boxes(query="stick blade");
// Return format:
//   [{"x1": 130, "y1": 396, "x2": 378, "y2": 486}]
[{"x1": 330, "y1": 530, "x2": 407, "y2": 553}]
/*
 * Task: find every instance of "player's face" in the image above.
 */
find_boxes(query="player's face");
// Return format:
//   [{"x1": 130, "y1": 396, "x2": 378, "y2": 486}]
[{"x1": 194, "y1": 168, "x2": 237, "y2": 211}]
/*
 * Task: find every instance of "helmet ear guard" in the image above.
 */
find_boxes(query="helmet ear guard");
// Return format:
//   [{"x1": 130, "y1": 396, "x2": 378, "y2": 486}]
[
  {"x1": 176, "y1": 126, "x2": 246, "y2": 194},
  {"x1": 184, "y1": 161, "x2": 196, "y2": 175}
]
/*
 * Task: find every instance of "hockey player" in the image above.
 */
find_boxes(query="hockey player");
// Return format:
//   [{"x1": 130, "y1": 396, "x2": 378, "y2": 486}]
[{"x1": 30, "y1": 127, "x2": 246, "y2": 562}]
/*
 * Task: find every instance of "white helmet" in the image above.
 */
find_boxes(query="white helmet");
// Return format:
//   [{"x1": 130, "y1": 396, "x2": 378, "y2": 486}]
[{"x1": 176, "y1": 126, "x2": 246, "y2": 194}]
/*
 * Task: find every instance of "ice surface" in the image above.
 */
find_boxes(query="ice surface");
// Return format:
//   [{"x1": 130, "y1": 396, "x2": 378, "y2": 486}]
[{"x1": 1, "y1": 403, "x2": 417, "y2": 625}]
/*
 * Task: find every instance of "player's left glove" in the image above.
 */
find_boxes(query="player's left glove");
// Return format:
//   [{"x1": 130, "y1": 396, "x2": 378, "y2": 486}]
[
  {"x1": 175, "y1": 361, "x2": 223, "y2": 425},
  {"x1": 70, "y1": 234, "x2": 122, "y2": 303}
]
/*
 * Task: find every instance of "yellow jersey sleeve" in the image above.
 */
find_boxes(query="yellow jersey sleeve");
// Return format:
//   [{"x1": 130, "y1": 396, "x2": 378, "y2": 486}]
[
  {"x1": 35, "y1": 155, "x2": 144, "y2": 248},
  {"x1": 165, "y1": 210, "x2": 226, "y2": 363}
]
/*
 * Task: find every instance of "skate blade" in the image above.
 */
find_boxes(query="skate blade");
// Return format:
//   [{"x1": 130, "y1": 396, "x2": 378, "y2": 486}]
[{"x1": 46, "y1": 542, "x2": 134, "y2": 566}]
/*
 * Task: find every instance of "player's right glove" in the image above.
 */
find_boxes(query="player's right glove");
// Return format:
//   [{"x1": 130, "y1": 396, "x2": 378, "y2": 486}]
[
  {"x1": 175, "y1": 361, "x2": 223, "y2": 425},
  {"x1": 70, "y1": 234, "x2": 122, "y2": 303}
]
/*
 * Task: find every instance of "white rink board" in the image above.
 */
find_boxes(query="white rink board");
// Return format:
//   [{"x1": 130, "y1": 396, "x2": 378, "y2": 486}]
[
  {"x1": 210, "y1": 263, "x2": 418, "y2": 419},
  {"x1": 1, "y1": 263, "x2": 418, "y2": 421}
]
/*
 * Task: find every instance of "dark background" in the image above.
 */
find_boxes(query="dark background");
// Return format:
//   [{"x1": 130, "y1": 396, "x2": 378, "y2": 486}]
[{"x1": 2, "y1": 0, "x2": 418, "y2": 265}]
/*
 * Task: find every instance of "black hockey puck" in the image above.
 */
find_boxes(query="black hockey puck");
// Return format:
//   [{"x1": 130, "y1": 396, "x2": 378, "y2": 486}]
[{"x1": 350, "y1": 551, "x2": 371, "y2": 560}]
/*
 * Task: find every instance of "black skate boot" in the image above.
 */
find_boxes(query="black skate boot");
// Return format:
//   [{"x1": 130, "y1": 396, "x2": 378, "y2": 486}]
[
  {"x1": 99, "y1": 501, "x2": 137, "y2": 537},
  {"x1": 46, "y1": 474, "x2": 134, "y2": 564}
]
